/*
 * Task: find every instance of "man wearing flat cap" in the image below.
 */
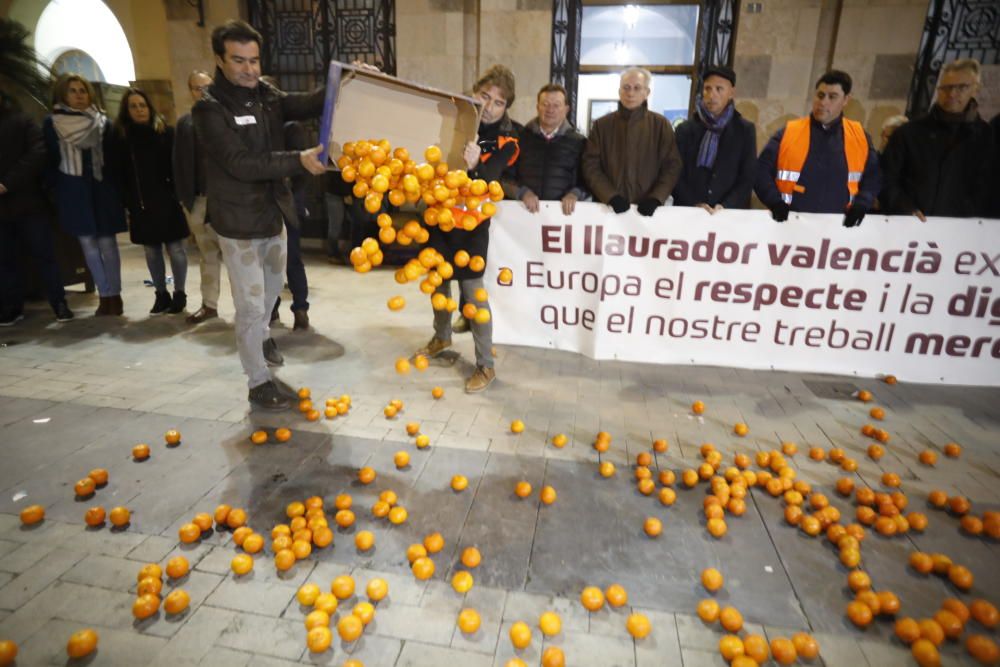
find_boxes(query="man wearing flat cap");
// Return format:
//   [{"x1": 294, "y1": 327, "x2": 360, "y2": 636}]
[{"x1": 672, "y1": 65, "x2": 757, "y2": 212}]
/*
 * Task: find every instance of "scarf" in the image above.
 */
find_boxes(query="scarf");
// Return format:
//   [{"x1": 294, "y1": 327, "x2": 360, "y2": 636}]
[
  {"x1": 695, "y1": 99, "x2": 734, "y2": 169},
  {"x1": 52, "y1": 104, "x2": 105, "y2": 181},
  {"x1": 930, "y1": 98, "x2": 980, "y2": 125}
]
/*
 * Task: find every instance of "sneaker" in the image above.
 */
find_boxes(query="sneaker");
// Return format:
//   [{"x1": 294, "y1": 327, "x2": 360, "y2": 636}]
[
  {"x1": 293, "y1": 309, "x2": 309, "y2": 331},
  {"x1": 270, "y1": 296, "x2": 281, "y2": 323},
  {"x1": 186, "y1": 305, "x2": 218, "y2": 324},
  {"x1": 150, "y1": 291, "x2": 172, "y2": 316},
  {"x1": 168, "y1": 291, "x2": 187, "y2": 315},
  {"x1": 54, "y1": 302, "x2": 75, "y2": 322},
  {"x1": 453, "y1": 314, "x2": 470, "y2": 334},
  {"x1": 248, "y1": 380, "x2": 292, "y2": 410},
  {"x1": 0, "y1": 310, "x2": 24, "y2": 327},
  {"x1": 263, "y1": 337, "x2": 284, "y2": 366},
  {"x1": 414, "y1": 336, "x2": 452, "y2": 359},
  {"x1": 465, "y1": 366, "x2": 496, "y2": 393}
]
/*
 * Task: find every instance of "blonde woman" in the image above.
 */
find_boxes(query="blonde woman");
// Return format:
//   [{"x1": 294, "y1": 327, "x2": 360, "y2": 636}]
[{"x1": 43, "y1": 73, "x2": 126, "y2": 315}]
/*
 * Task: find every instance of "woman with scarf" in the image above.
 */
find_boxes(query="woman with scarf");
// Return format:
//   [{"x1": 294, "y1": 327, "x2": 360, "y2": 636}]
[
  {"x1": 43, "y1": 73, "x2": 127, "y2": 315},
  {"x1": 115, "y1": 88, "x2": 189, "y2": 315},
  {"x1": 673, "y1": 65, "x2": 757, "y2": 212}
]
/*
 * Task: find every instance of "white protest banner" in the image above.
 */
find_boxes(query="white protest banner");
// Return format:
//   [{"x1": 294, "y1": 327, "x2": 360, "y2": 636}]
[{"x1": 486, "y1": 203, "x2": 1000, "y2": 386}]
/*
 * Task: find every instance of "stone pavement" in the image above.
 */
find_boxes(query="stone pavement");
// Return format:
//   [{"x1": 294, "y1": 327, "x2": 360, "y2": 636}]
[{"x1": 0, "y1": 240, "x2": 997, "y2": 666}]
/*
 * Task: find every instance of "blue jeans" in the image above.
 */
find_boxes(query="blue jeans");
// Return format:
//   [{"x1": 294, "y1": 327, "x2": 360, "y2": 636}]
[
  {"x1": 284, "y1": 221, "x2": 308, "y2": 311},
  {"x1": 77, "y1": 234, "x2": 121, "y2": 296},
  {"x1": 143, "y1": 241, "x2": 187, "y2": 293},
  {"x1": 0, "y1": 214, "x2": 66, "y2": 312}
]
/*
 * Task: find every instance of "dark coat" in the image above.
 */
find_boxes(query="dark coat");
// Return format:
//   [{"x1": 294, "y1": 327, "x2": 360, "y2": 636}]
[
  {"x1": 509, "y1": 119, "x2": 586, "y2": 201},
  {"x1": 172, "y1": 113, "x2": 205, "y2": 211},
  {"x1": 672, "y1": 108, "x2": 757, "y2": 208},
  {"x1": 429, "y1": 113, "x2": 519, "y2": 282},
  {"x1": 119, "y1": 124, "x2": 189, "y2": 245},
  {"x1": 192, "y1": 68, "x2": 324, "y2": 239},
  {"x1": 42, "y1": 114, "x2": 127, "y2": 237},
  {"x1": 0, "y1": 106, "x2": 49, "y2": 221},
  {"x1": 581, "y1": 102, "x2": 682, "y2": 205},
  {"x1": 755, "y1": 115, "x2": 881, "y2": 214},
  {"x1": 880, "y1": 103, "x2": 994, "y2": 218}
]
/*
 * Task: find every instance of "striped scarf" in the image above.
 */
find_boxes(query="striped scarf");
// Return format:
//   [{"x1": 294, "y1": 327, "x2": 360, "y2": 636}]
[
  {"x1": 695, "y1": 99, "x2": 734, "y2": 169},
  {"x1": 51, "y1": 104, "x2": 105, "y2": 181}
]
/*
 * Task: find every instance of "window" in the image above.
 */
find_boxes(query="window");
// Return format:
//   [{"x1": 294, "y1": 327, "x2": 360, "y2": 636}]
[{"x1": 576, "y1": 3, "x2": 699, "y2": 132}]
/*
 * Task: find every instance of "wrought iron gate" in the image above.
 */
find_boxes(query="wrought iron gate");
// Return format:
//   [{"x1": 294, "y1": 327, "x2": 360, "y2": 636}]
[{"x1": 907, "y1": 0, "x2": 999, "y2": 115}]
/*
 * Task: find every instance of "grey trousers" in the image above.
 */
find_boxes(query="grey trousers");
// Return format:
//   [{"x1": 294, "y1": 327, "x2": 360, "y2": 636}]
[
  {"x1": 433, "y1": 277, "x2": 493, "y2": 369},
  {"x1": 185, "y1": 196, "x2": 223, "y2": 309},
  {"x1": 218, "y1": 231, "x2": 286, "y2": 388}
]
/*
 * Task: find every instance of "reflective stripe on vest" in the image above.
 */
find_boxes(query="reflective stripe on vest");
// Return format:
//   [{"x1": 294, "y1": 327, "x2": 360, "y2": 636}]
[{"x1": 775, "y1": 117, "x2": 869, "y2": 205}]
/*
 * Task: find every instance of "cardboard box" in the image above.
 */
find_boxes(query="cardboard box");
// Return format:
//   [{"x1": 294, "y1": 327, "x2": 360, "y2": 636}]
[{"x1": 319, "y1": 62, "x2": 481, "y2": 167}]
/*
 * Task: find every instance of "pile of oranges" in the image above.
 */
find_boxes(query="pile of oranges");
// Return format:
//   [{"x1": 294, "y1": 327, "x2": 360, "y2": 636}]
[
  {"x1": 294, "y1": 573, "x2": 389, "y2": 652},
  {"x1": 132, "y1": 560, "x2": 191, "y2": 622}
]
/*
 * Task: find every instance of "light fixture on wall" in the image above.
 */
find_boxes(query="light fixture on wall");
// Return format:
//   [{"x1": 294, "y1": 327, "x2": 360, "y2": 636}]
[
  {"x1": 623, "y1": 4, "x2": 639, "y2": 30},
  {"x1": 614, "y1": 41, "x2": 629, "y2": 64}
]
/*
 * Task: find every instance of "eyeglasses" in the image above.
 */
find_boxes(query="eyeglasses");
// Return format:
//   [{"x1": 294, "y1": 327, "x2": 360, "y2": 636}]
[
  {"x1": 621, "y1": 84, "x2": 647, "y2": 93},
  {"x1": 937, "y1": 83, "x2": 973, "y2": 94}
]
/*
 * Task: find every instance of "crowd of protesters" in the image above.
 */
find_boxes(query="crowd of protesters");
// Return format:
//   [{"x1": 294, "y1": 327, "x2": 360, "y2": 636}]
[{"x1": 0, "y1": 15, "x2": 996, "y2": 405}]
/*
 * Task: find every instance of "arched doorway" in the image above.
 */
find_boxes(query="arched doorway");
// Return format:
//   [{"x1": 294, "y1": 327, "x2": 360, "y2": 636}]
[{"x1": 32, "y1": 0, "x2": 136, "y2": 85}]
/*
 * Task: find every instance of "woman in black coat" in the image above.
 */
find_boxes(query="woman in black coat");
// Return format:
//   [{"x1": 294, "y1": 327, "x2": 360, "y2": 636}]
[{"x1": 116, "y1": 88, "x2": 190, "y2": 315}]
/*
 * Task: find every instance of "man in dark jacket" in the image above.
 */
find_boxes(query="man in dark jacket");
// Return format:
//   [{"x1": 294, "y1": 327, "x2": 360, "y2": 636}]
[
  {"x1": 0, "y1": 95, "x2": 73, "y2": 325},
  {"x1": 174, "y1": 70, "x2": 222, "y2": 324},
  {"x1": 582, "y1": 67, "x2": 682, "y2": 216},
  {"x1": 673, "y1": 65, "x2": 756, "y2": 212},
  {"x1": 755, "y1": 70, "x2": 881, "y2": 227},
  {"x1": 881, "y1": 59, "x2": 994, "y2": 219},
  {"x1": 192, "y1": 20, "x2": 325, "y2": 409},
  {"x1": 510, "y1": 83, "x2": 587, "y2": 215}
]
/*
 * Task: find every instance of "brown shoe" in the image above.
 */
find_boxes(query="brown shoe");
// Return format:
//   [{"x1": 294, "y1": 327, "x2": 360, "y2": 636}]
[
  {"x1": 293, "y1": 309, "x2": 310, "y2": 331},
  {"x1": 414, "y1": 336, "x2": 451, "y2": 359},
  {"x1": 465, "y1": 366, "x2": 495, "y2": 393},
  {"x1": 186, "y1": 305, "x2": 218, "y2": 324}
]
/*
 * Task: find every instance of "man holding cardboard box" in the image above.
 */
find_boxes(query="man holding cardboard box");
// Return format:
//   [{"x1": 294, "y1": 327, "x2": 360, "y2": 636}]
[{"x1": 193, "y1": 20, "x2": 326, "y2": 410}]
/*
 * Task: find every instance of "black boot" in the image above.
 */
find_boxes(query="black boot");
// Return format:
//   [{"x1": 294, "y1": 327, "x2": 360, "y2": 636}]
[
  {"x1": 168, "y1": 291, "x2": 187, "y2": 315},
  {"x1": 150, "y1": 291, "x2": 172, "y2": 316},
  {"x1": 292, "y1": 309, "x2": 309, "y2": 331},
  {"x1": 270, "y1": 296, "x2": 281, "y2": 323},
  {"x1": 248, "y1": 380, "x2": 291, "y2": 410}
]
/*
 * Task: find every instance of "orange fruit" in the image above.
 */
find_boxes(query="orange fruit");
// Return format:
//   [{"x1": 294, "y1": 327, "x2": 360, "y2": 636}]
[
  {"x1": 580, "y1": 586, "x2": 605, "y2": 611},
  {"x1": 644, "y1": 516, "x2": 663, "y2": 537},
  {"x1": 743, "y1": 634, "x2": 769, "y2": 663},
  {"x1": 229, "y1": 553, "x2": 252, "y2": 575},
  {"x1": 191, "y1": 512, "x2": 213, "y2": 532},
  {"x1": 415, "y1": 434, "x2": 430, "y2": 448},
  {"x1": 540, "y1": 486, "x2": 557, "y2": 505},
  {"x1": 941, "y1": 598, "x2": 970, "y2": 624},
  {"x1": 701, "y1": 568, "x2": 723, "y2": 593},
  {"x1": 510, "y1": 419, "x2": 525, "y2": 434},
  {"x1": 870, "y1": 407, "x2": 885, "y2": 420},
  {"x1": 431, "y1": 386, "x2": 444, "y2": 399},
  {"x1": 166, "y1": 556, "x2": 190, "y2": 579},
  {"x1": 970, "y1": 599, "x2": 999, "y2": 629},
  {"x1": 412, "y1": 556, "x2": 435, "y2": 580},
  {"x1": 366, "y1": 578, "x2": 388, "y2": 602},
  {"x1": 847, "y1": 600, "x2": 873, "y2": 627},
  {"x1": 274, "y1": 548, "x2": 296, "y2": 571},
  {"x1": 697, "y1": 598, "x2": 720, "y2": 622},
  {"x1": 0, "y1": 640, "x2": 17, "y2": 666},
  {"x1": 967, "y1": 635, "x2": 1000, "y2": 664},
  {"x1": 456, "y1": 608, "x2": 481, "y2": 634},
  {"x1": 541, "y1": 646, "x2": 565, "y2": 667},
  {"x1": 706, "y1": 518, "x2": 727, "y2": 538},
  {"x1": 164, "y1": 589, "x2": 190, "y2": 615},
  {"x1": 770, "y1": 637, "x2": 797, "y2": 665},
  {"x1": 136, "y1": 577, "x2": 161, "y2": 597},
  {"x1": 331, "y1": 575, "x2": 355, "y2": 600},
  {"x1": 354, "y1": 530, "x2": 374, "y2": 551},
  {"x1": 388, "y1": 506, "x2": 408, "y2": 524},
  {"x1": 164, "y1": 429, "x2": 181, "y2": 445},
  {"x1": 949, "y1": 495, "x2": 971, "y2": 515},
  {"x1": 719, "y1": 606, "x2": 743, "y2": 632},
  {"x1": 918, "y1": 450, "x2": 938, "y2": 466},
  {"x1": 306, "y1": 625, "x2": 332, "y2": 653},
  {"x1": 226, "y1": 508, "x2": 247, "y2": 529},
  {"x1": 659, "y1": 487, "x2": 677, "y2": 506},
  {"x1": 692, "y1": 400, "x2": 705, "y2": 414},
  {"x1": 515, "y1": 481, "x2": 532, "y2": 498},
  {"x1": 510, "y1": 621, "x2": 532, "y2": 649},
  {"x1": 943, "y1": 442, "x2": 962, "y2": 457},
  {"x1": 250, "y1": 430, "x2": 268, "y2": 445},
  {"x1": 132, "y1": 443, "x2": 151, "y2": 460},
  {"x1": 313, "y1": 593, "x2": 338, "y2": 615},
  {"x1": 297, "y1": 583, "x2": 321, "y2": 606},
  {"x1": 312, "y1": 526, "x2": 333, "y2": 547},
  {"x1": 358, "y1": 467, "x2": 376, "y2": 484},
  {"x1": 928, "y1": 490, "x2": 948, "y2": 508},
  {"x1": 452, "y1": 571, "x2": 474, "y2": 593},
  {"x1": 87, "y1": 468, "x2": 108, "y2": 486},
  {"x1": 178, "y1": 522, "x2": 200, "y2": 543},
  {"x1": 109, "y1": 506, "x2": 130, "y2": 527},
  {"x1": 394, "y1": 450, "x2": 410, "y2": 468},
  {"x1": 132, "y1": 593, "x2": 160, "y2": 620},
  {"x1": 74, "y1": 477, "x2": 96, "y2": 497},
  {"x1": 84, "y1": 506, "x2": 106, "y2": 527},
  {"x1": 337, "y1": 614, "x2": 363, "y2": 642},
  {"x1": 949, "y1": 564, "x2": 974, "y2": 590},
  {"x1": 911, "y1": 638, "x2": 941, "y2": 667},
  {"x1": 878, "y1": 591, "x2": 901, "y2": 616},
  {"x1": 605, "y1": 584, "x2": 627, "y2": 607},
  {"x1": 461, "y1": 547, "x2": 482, "y2": 568},
  {"x1": 275, "y1": 427, "x2": 292, "y2": 442},
  {"x1": 733, "y1": 422, "x2": 749, "y2": 436},
  {"x1": 719, "y1": 634, "x2": 745, "y2": 661},
  {"x1": 424, "y1": 532, "x2": 445, "y2": 554},
  {"x1": 896, "y1": 617, "x2": 922, "y2": 644},
  {"x1": 858, "y1": 390, "x2": 873, "y2": 402},
  {"x1": 451, "y1": 475, "x2": 469, "y2": 491},
  {"x1": 66, "y1": 629, "x2": 98, "y2": 659},
  {"x1": 626, "y1": 612, "x2": 651, "y2": 639}
]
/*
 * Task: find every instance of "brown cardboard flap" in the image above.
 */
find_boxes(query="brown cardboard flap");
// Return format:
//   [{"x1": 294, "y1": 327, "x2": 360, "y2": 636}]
[{"x1": 323, "y1": 63, "x2": 481, "y2": 168}]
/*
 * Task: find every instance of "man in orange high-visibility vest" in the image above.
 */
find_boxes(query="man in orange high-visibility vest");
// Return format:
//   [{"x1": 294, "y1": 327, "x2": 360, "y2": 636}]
[{"x1": 755, "y1": 70, "x2": 881, "y2": 227}]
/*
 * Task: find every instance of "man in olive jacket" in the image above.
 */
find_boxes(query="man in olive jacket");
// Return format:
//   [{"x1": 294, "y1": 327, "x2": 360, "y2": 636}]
[
  {"x1": 582, "y1": 67, "x2": 682, "y2": 216},
  {"x1": 193, "y1": 20, "x2": 325, "y2": 410}
]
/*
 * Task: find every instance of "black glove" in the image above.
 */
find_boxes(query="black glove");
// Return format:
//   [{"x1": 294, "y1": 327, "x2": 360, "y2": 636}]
[
  {"x1": 608, "y1": 195, "x2": 629, "y2": 214},
  {"x1": 771, "y1": 201, "x2": 790, "y2": 223},
  {"x1": 843, "y1": 204, "x2": 867, "y2": 228},
  {"x1": 637, "y1": 198, "x2": 661, "y2": 217}
]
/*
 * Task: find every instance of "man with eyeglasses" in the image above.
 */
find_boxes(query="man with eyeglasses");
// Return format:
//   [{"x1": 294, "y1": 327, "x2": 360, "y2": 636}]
[
  {"x1": 582, "y1": 67, "x2": 682, "y2": 217},
  {"x1": 174, "y1": 69, "x2": 223, "y2": 323},
  {"x1": 881, "y1": 58, "x2": 994, "y2": 219}
]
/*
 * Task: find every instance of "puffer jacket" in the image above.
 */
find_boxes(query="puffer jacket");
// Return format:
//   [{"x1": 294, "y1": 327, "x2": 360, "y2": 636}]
[{"x1": 192, "y1": 68, "x2": 323, "y2": 239}]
